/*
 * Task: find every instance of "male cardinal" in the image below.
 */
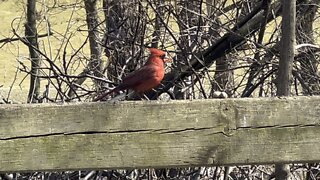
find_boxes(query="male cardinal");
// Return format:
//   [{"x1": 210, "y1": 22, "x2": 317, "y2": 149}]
[{"x1": 94, "y1": 48, "x2": 171, "y2": 101}]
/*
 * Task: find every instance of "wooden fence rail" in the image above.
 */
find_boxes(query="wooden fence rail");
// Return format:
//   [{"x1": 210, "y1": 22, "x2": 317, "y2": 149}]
[{"x1": 0, "y1": 96, "x2": 320, "y2": 172}]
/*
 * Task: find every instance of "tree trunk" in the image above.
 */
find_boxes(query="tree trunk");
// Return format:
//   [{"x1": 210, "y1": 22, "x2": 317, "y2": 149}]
[
  {"x1": 26, "y1": 0, "x2": 41, "y2": 103},
  {"x1": 85, "y1": 0, "x2": 103, "y2": 77},
  {"x1": 241, "y1": 0, "x2": 271, "y2": 97},
  {"x1": 209, "y1": 0, "x2": 233, "y2": 97},
  {"x1": 276, "y1": 0, "x2": 296, "y2": 96},
  {"x1": 67, "y1": 0, "x2": 103, "y2": 99},
  {"x1": 174, "y1": 0, "x2": 205, "y2": 99},
  {"x1": 151, "y1": 0, "x2": 165, "y2": 48},
  {"x1": 102, "y1": 0, "x2": 146, "y2": 90},
  {"x1": 275, "y1": 0, "x2": 296, "y2": 179}
]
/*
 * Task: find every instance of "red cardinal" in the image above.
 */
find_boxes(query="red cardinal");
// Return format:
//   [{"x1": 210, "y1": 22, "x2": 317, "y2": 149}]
[{"x1": 94, "y1": 48, "x2": 171, "y2": 101}]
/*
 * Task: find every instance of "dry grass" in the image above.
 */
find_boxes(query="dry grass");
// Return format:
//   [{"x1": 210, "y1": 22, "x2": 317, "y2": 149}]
[{"x1": 0, "y1": 0, "x2": 90, "y2": 102}]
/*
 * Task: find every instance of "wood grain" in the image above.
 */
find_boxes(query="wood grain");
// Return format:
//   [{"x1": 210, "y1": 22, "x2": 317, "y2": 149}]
[{"x1": 0, "y1": 96, "x2": 319, "y2": 172}]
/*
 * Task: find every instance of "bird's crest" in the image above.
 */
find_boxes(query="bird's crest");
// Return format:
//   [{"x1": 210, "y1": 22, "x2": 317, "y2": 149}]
[{"x1": 149, "y1": 48, "x2": 166, "y2": 57}]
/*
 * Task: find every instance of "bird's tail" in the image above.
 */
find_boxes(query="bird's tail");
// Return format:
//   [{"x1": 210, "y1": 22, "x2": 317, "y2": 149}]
[{"x1": 93, "y1": 87, "x2": 120, "y2": 102}]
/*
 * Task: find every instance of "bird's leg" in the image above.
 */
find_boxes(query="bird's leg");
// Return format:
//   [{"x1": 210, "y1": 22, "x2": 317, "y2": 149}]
[
  {"x1": 111, "y1": 91, "x2": 135, "y2": 101},
  {"x1": 132, "y1": 93, "x2": 148, "y2": 100},
  {"x1": 142, "y1": 94, "x2": 150, "y2": 100}
]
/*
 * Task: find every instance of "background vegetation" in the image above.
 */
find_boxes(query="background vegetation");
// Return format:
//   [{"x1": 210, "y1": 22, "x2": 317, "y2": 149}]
[{"x1": 0, "y1": 0, "x2": 320, "y2": 179}]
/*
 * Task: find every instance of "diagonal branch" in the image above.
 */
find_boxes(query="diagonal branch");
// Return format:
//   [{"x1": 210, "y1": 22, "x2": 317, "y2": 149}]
[{"x1": 147, "y1": 0, "x2": 283, "y2": 99}]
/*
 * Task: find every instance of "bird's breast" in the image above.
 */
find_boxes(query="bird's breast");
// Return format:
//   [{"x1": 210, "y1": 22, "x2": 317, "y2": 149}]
[
  {"x1": 153, "y1": 66, "x2": 165, "y2": 81},
  {"x1": 133, "y1": 65, "x2": 165, "y2": 93}
]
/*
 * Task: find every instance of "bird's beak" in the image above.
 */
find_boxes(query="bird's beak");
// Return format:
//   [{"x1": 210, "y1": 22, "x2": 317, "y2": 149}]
[{"x1": 163, "y1": 52, "x2": 172, "y2": 63}]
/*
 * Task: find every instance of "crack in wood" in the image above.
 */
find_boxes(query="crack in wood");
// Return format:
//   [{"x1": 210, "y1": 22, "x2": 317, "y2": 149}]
[
  {"x1": 0, "y1": 129, "x2": 160, "y2": 140},
  {"x1": 1, "y1": 124, "x2": 318, "y2": 141},
  {"x1": 234, "y1": 123, "x2": 319, "y2": 130},
  {"x1": 159, "y1": 127, "x2": 216, "y2": 134},
  {"x1": 0, "y1": 133, "x2": 64, "y2": 141}
]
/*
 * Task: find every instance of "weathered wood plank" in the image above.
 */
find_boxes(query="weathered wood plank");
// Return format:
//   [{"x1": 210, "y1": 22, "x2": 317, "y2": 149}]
[{"x1": 0, "y1": 96, "x2": 319, "y2": 172}]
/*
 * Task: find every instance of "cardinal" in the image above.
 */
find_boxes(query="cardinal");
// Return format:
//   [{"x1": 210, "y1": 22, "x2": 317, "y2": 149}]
[{"x1": 94, "y1": 48, "x2": 171, "y2": 101}]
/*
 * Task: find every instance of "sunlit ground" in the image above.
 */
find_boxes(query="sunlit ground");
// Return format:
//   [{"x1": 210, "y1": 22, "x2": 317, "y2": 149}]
[{"x1": 0, "y1": 0, "x2": 90, "y2": 102}]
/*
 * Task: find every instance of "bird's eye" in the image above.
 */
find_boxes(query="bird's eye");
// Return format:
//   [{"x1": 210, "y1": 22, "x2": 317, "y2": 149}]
[{"x1": 160, "y1": 55, "x2": 166, "y2": 59}]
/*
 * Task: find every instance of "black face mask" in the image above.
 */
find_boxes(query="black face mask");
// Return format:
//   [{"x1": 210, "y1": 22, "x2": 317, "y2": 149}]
[{"x1": 160, "y1": 54, "x2": 166, "y2": 60}]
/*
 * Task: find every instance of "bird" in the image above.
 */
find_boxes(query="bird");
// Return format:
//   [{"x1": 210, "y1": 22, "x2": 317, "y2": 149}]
[{"x1": 93, "y1": 48, "x2": 171, "y2": 101}]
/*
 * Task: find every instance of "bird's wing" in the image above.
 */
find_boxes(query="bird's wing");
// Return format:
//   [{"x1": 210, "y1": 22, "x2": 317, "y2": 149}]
[
  {"x1": 94, "y1": 66, "x2": 158, "y2": 101},
  {"x1": 121, "y1": 65, "x2": 157, "y2": 89}
]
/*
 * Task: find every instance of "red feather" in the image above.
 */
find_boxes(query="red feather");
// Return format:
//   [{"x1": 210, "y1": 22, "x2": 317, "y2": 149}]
[{"x1": 94, "y1": 48, "x2": 170, "y2": 101}]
